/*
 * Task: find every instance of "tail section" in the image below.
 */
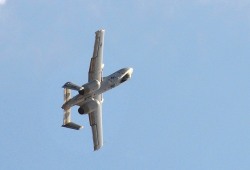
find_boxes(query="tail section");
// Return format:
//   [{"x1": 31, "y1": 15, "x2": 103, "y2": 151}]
[
  {"x1": 62, "y1": 88, "x2": 83, "y2": 130},
  {"x1": 62, "y1": 122, "x2": 83, "y2": 130},
  {"x1": 62, "y1": 82, "x2": 83, "y2": 91}
]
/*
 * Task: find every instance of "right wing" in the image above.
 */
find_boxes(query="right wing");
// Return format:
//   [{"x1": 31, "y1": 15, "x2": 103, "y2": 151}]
[
  {"x1": 88, "y1": 29, "x2": 104, "y2": 82},
  {"x1": 88, "y1": 30, "x2": 105, "y2": 151}
]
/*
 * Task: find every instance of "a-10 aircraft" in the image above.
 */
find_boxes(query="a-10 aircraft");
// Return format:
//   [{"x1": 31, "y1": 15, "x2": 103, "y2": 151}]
[{"x1": 61, "y1": 29, "x2": 133, "y2": 151}]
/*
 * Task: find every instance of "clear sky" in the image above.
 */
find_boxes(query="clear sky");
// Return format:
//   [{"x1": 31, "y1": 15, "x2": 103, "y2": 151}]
[{"x1": 1, "y1": 0, "x2": 250, "y2": 169}]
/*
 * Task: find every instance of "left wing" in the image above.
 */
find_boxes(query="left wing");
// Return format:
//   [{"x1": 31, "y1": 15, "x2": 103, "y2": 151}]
[{"x1": 88, "y1": 30, "x2": 105, "y2": 151}]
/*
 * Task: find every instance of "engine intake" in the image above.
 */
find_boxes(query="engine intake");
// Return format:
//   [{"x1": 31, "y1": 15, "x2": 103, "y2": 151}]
[
  {"x1": 78, "y1": 99, "x2": 100, "y2": 115},
  {"x1": 79, "y1": 80, "x2": 100, "y2": 95}
]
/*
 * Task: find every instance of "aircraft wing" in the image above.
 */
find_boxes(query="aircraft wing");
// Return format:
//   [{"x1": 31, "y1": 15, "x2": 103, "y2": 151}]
[{"x1": 88, "y1": 30, "x2": 105, "y2": 151}]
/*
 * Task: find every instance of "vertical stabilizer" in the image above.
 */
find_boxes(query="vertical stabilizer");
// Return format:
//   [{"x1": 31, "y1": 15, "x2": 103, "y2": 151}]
[
  {"x1": 63, "y1": 88, "x2": 71, "y2": 124},
  {"x1": 62, "y1": 88, "x2": 83, "y2": 130}
]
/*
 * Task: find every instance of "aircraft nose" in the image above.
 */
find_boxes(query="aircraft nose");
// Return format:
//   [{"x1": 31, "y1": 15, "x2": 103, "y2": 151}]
[{"x1": 119, "y1": 68, "x2": 133, "y2": 83}]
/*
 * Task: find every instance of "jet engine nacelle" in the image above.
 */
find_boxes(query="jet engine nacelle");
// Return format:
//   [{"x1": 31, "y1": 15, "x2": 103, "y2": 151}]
[
  {"x1": 79, "y1": 80, "x2": 100, "y2": 95},
  {"x1": 78, "y1": 98, "x2": 100, "y2": 114}
]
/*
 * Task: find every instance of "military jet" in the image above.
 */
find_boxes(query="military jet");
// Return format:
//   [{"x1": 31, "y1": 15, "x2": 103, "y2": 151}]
[{"x1": 61, "y1": 29, "x2": 133, "y2": 151}]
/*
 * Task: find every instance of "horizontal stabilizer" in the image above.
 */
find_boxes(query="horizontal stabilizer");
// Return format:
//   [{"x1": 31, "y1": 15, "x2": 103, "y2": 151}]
[
  {"x1": 63, "y1": 82, "x2": 83, "y2": 91},
  {"x1": 62, "y1": 122, "x2": 83, "y2": 130}
]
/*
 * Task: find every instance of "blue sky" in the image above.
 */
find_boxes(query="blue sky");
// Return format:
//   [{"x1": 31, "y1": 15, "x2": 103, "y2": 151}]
[{"x1": 1, "y1": 0, "x2": 250, "y2": 169}]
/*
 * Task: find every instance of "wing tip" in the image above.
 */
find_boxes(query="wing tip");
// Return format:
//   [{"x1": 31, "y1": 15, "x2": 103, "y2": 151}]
[
  {"x1": 94, "y1": 144, "x2": 103, "y2": 151},
  {"x1": 95, "y1": 29, "x2": 105, "y2": 34}
]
